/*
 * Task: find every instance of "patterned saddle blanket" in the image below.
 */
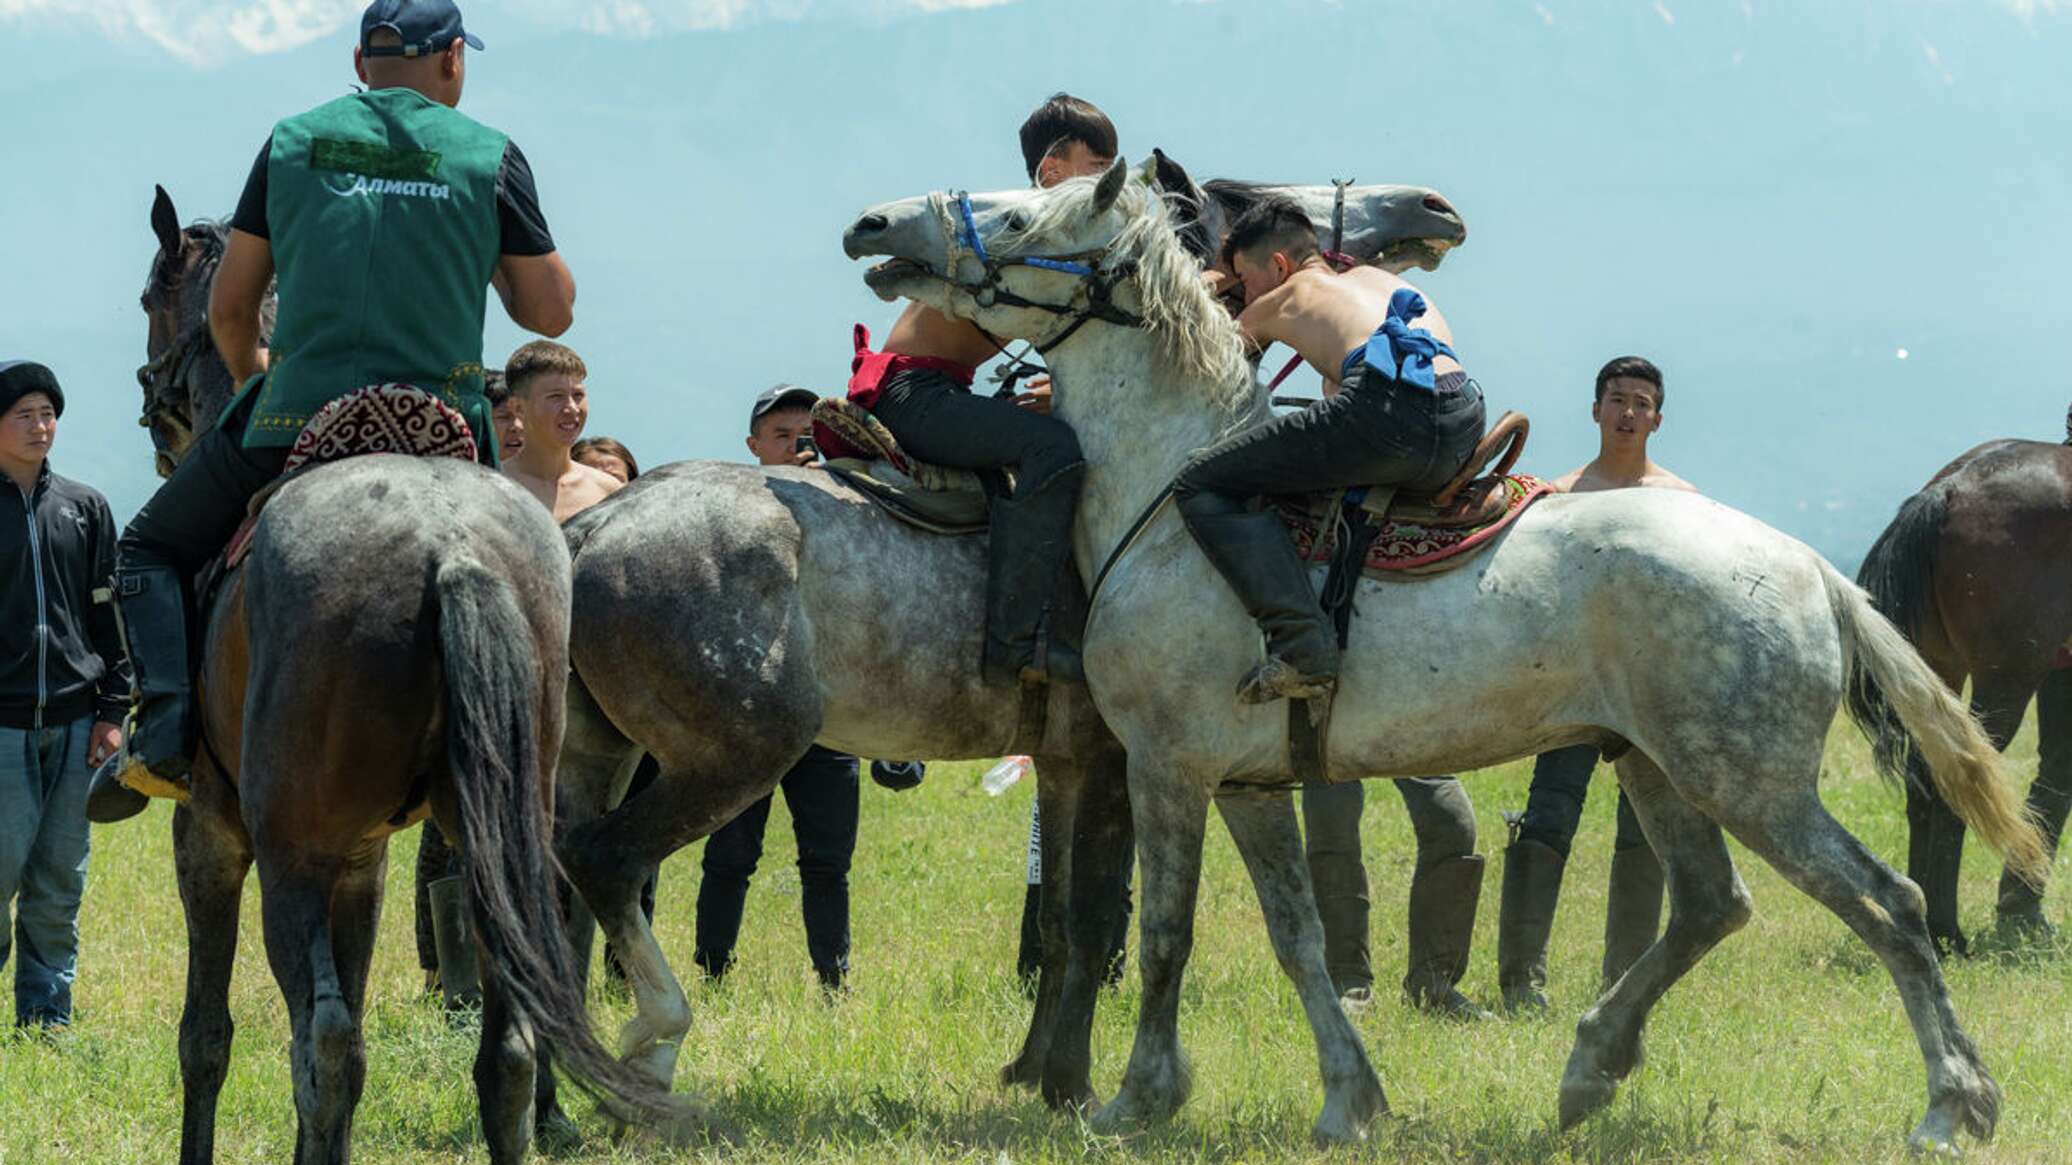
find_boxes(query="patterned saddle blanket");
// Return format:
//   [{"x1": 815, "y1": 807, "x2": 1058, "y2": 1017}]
[
  {"x1": 1277, "y1": 473, "x2": 1552, "y2": 579},
  {"x1": 810, "y1": 397, "x2": 990, "y2": 534},
  {"x1": 224, "y1": 384, "x2": 479, "y2": 568}
]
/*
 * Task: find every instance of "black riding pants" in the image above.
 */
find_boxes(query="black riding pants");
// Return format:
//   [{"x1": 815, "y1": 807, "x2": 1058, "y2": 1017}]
[
  {"x1": 867, "y1": 367, "x2": 1084, "y2": 494},
  {"x1": 1516, "y1": 744, "x2": 1647, "y2": 858},
  {"x1": 1173, "y1": 368, "x2": 1485, "y2": 519},
  {"x1": 118, "y1": 398, "x2": 289, "y2": 577},
  {"x1": 694, "y1": 745, "x2": 860, "y2": 984}
]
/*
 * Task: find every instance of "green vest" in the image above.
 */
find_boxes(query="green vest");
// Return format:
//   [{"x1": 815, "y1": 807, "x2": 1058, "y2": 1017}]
[{"x1": 237, "y1": 87, "x2": 506, "y2": 458}]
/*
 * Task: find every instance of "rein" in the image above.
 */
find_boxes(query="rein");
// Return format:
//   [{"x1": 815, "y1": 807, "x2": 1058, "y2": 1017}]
[{"x1": 137, "y1": 314, "x2": 216, "y2": 435}]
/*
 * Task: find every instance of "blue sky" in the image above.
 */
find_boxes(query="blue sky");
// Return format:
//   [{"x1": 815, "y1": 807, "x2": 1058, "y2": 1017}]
[{"x1": 2, "y1": 0, "x2": 2066, "y2": 569}]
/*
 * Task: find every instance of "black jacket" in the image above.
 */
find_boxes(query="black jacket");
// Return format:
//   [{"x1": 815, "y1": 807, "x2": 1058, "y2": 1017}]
[{"x1": 2, "y1": 462, "x2": 130, "y2": 730}]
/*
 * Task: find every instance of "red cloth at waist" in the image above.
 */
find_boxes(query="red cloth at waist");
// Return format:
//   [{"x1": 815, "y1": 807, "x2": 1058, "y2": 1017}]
[
  {"x1": 844, "y1": 323, "x2": 975, "y2": 408},
  {"x1": 816, "y1": 323, "x2": 977, "y2": 461}
]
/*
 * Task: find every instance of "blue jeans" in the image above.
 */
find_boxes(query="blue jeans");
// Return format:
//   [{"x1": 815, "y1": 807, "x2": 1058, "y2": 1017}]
[{"x1": 1, "y1": 717, "x2": 94, "y2": 1026}]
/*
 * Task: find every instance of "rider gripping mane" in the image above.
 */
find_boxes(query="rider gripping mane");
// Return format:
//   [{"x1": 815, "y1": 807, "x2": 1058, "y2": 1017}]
[{"x1": 98, "y1": 0, "x2": 576, "y2": 799}]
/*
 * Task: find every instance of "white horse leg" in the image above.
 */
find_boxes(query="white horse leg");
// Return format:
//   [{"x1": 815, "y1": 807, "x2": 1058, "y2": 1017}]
[
  {"x1": 1706, "y1": 785, "x2": 2001, "y2": 1152},
  {"x1": 1216, "y1": 788, "x2": 1386, "y2": 1145},
  {"x1": 1091, "y1": 763, "x2": 1210, "y2": 1134},
  {"x1": 1558, "y1": 751, "x2": 1752, "y2": 1127}
]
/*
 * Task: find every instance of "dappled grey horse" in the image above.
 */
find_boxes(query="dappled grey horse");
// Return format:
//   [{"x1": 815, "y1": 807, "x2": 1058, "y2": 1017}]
[
  {"x1": 844, "y1": 160, "x2": 2049, "y2": 1154},
  {"x1": 136, "y1": 190, "x2": 685, "y2": 1165},
  {"x1": 535, "y1": 169, "x2": 1468, "y2": 1118}
]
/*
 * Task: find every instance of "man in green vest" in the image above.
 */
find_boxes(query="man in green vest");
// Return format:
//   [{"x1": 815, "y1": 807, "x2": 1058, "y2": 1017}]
[{"x1": 95, "y1": 0, "x2": 575, "y2": 806}]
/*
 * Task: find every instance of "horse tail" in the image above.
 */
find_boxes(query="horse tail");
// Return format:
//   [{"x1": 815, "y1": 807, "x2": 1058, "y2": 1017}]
[
  {"x1": 1820, "y1": 558, "x2": 2047, "y2": 886},
  {"x1": 1845, "y1": 487, "x2": 1948, "y2": 776},
  {"x1": 434, "y1": 553, "x2": 679, "y2": 1122}
]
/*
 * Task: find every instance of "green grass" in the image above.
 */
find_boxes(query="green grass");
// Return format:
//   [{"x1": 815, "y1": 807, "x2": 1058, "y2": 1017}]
[{"x1": 3, "y1": 722, "x2": 2067, "y2": 1164}]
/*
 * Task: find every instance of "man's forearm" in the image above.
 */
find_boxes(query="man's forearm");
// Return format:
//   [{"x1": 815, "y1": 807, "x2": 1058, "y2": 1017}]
[{"x1": 211, "y1": 313, "x2": 268, "y2": 384}]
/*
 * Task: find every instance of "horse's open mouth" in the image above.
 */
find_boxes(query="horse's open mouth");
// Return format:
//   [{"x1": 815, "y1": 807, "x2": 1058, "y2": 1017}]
[
  {"x1": 864, "y1": 258, "x2": 932, "y2": 298},
  {"x1": 1377, "y1": 237, "x2": 1458, "y2": 274}
]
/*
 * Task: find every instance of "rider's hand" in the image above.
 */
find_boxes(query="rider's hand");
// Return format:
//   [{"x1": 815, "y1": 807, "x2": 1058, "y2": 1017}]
[
  {"x1": 1015, "y1": 379, "x2": 1053, "y2": 416},
  {"x1": 790, "y1": 449, "x2": 817, "y2": 467},
  {"x1": 88, "y1": 720, "x2": 123, "y2": 766}
]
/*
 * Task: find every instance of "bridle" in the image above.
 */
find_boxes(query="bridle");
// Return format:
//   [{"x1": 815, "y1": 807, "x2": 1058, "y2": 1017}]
[
  {"x1": 136, "y1": 312, "x2": 215, "y2": 443},
  {"x1": 935, "y1": 189, "x2": 1146, "y2": 358}
]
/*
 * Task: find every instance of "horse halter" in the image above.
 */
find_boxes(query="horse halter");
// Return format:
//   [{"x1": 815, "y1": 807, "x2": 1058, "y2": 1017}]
[
  {"x1": 935, "y1": 189, "x2": 1145, "y2": 355},
  {"x1": 136, "y1": 313, "x2": 215, "y2": 440}
]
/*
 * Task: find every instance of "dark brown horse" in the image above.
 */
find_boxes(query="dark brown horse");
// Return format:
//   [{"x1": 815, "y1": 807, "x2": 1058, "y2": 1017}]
[
  {"x1": 138, "y1": 189, "x2": 685, "y2": 1164},
  {"x1": 1851, "y1": 437, "x2": 2072, "y2": 954}
]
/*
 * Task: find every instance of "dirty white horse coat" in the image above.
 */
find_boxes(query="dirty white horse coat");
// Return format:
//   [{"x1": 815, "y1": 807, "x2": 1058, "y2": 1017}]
[{"x1": 843, "y1": 160, "x2": 2049, "y2": 1152}]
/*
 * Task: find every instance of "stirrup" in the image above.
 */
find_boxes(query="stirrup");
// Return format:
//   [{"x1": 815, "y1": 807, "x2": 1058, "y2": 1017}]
[
  {"x1": 106, "y1": 708, "x2": 192, "y2": 803},
  {"x1": 1237, "y1": 657, "x2": 1336, "y2": 705}
]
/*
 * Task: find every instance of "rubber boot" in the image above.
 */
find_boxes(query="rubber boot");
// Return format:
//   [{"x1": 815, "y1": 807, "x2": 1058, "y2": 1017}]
[
  {"x1": 1497, "y1": 837, "x2": 1566, "y2": 1013},
  {"x1": 1600, "y1": 842, "x2": 1665, "y2": 989},
  {"x1": 89, "y1": 564, "x2": 195, "y2": 813},
  {"x1": 1179, "y1": 509, "x2": 1338, "y2": 704},
  {"x1": 1401, "y1": 854, "x2": 1491, "y2": 1020},
  {"x1": 981, "y1": 462, "x2": 1086, "y2": 688},
  {"x1": 428, "y1": 874, "x2": 482, "y2": 1011}
]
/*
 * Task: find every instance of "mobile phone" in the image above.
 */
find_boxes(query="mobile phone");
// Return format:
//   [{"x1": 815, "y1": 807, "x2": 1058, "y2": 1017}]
[{"x1": 794, "y1": 434, "x2": 818, "y2": 457}]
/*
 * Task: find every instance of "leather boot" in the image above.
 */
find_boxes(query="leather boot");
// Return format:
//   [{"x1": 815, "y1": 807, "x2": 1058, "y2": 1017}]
[
  {"x1": 92, "y1": 564, "x2": 196, "y2": 808},
  {"x1": 1497, "y1": 837, "x2": 1566, "y2": 1013},
  {"x1": 428, "y1": 874, "x2": 482, "y2": 1011},
  {"x1": 1180, "y1": 509, "x2": 1338, "y2": 704},
  {"x1": 981, "y1": 462, "x2": 1086, "y2": 688},
  {"x1": 1401, "y1": 854, "x2": 1491, "y2": 1020},
  {"x1": 1601, "y1": 842, "x2": 1665, "y2": 990}
]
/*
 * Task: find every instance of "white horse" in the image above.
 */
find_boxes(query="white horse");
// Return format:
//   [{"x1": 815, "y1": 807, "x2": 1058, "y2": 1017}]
[{"x1": 843, "y1": 159, "x2": 2049, "y2": 1153}]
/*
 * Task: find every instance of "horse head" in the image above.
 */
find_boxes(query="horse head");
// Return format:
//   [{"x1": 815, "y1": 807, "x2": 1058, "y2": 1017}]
[
  {"x1": 139, "y1": 185, "x2": 266, "y2": 477},
  {"x1": 1200, "y1": 179, "x2": 1465, "y2": 273},
  {"x1": 845, "y1": 157, "x2": 1250, "y2": 403}
]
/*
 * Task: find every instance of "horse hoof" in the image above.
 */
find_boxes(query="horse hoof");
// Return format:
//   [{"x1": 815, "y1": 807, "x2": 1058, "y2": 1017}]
[
  {"x1": 1000, "y1": 1057, "x2": 1042, "y2": 1091},
  {"x1": 1557, "y1": 1069, "x2": 1617, "y2": 1130},
  {"x1": 1041, "y1": 1079, "x2": 1099, "y2": 1113},
  {"x1": 1906, "y1": 1118, "x2": 1963, "y2": 1158},
  {"x1": 535, "y1": 1108, "x2": 584, "y2": 1156},
  {"x1": 1089, "y1": 1093, "x2": 1146, "y2": 1136}
]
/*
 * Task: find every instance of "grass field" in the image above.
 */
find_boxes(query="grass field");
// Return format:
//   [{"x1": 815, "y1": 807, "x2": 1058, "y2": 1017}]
[{"x1": 3, "y1": 721, "x2": 2067, "y2": 1164}]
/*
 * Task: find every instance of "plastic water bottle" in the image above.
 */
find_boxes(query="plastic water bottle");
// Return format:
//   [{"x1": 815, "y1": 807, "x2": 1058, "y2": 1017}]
[{"x1": 981, "y1": 755, "x2": 1033, "y2": 796}]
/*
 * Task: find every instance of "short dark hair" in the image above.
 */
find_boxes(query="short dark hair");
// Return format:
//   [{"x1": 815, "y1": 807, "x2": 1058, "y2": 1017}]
[
  {"x1": 481, "y1": 367, "x2": 509, "y2": 407},
  {"x1": 1019, "y1": 93, "x2": 1118, "y2": 181},
  {"x1": 1221, "y1": 195, "x2": 1316, "y2": 269},
  {"x1": 1593, "y1": 356, "x2": 1664, "y2": 407},
  {"x1": 506, "y1": 340, "x2": 587, "y2": 396},
  {"x1": 572, "y1": 436, "x2": 639, "y2": 480}
]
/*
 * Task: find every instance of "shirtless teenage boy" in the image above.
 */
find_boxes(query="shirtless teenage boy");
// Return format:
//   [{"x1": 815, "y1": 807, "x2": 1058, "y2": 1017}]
[
  {"x1": 1178, "y1": 196, "x2": 1487, "y2": 702},
  {"x1": 500, "y1": 339, "x2": 621, "y2": 522}
]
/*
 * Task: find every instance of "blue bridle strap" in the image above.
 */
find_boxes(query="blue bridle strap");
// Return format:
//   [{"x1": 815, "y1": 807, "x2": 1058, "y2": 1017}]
[{"x1": 954, "y1": 190, "x2": 1097, "y2": 278}]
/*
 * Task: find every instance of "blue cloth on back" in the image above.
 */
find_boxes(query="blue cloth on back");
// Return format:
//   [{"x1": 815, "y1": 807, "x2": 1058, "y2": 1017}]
[{"x1": 1339, "y1": 288, "x2": 1457, "y2": 391}]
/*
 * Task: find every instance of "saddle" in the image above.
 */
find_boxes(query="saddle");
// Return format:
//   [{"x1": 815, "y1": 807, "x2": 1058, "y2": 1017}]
[
  {"x1": 219, "y1": 384, "x2": 481, "y2": 571},
  {"x1": 1277, "y1": 412, "x2": 1544, "y2": 579},
  {"x1": 810, "y1": 397, "x2": 991, "y2": 533}
]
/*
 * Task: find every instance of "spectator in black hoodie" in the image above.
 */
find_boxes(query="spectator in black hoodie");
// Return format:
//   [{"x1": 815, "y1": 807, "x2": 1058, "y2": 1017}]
[{"x1": 0, "y1": 361, "x2": 130, "y2": 1030}]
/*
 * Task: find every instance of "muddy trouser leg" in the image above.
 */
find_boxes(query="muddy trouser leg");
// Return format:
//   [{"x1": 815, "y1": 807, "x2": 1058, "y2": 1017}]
[
  {"x1": 1499, "y1": 745, "x2": 1596, "y2": 1010},
  {"x1": 1600, "y1": 791, "x2": 1664, "y2": 988},
  {"x1": 869, "y1": 370, "x2": 1085, "y2": 686},
  {"x1": 113, "y1": 411, "x2": 288, "y2": 779},
  {"x1": 1172, "y1": 377, "x2": 1481, "y2": 697},
  {"x1": 1300, "y1": 780, "x2": 1371, "y2": 996},
  {"x1": 1396, "y1": 776, "x2": 1488, "y2": 1018},
  {"x1": 1999, "y1": 670, "x2": 2072, "y2": 932}
]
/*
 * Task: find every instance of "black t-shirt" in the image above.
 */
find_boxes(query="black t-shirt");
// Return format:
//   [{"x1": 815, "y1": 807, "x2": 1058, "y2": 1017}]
[{"x1": 229, "y1": 133, "x2": 556, "y2": 256}]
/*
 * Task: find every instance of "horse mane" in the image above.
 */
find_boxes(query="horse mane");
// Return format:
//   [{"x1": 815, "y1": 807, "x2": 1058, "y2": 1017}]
[
  {"x1": 143, "y1": 218, "x2": 277, "y2": 340},
  {"x1": 1200, "y1": 179, "x2": 1275, "y2": 218},
  {"x1": 1014, "y1": 175, "x2": 1254, "y2": 419}
]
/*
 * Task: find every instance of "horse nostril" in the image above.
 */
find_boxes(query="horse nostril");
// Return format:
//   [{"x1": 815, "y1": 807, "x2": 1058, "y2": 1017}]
[
  {"x1": 854, "y1": 213, "x2": 889, "y2": 234},
  {"x1": 1421, "y1": 193, "x2": 1457, "y2": 218}
]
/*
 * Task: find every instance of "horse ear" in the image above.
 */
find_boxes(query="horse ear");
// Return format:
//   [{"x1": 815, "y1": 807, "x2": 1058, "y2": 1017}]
[
  {"x1": 151, "y1": 184, "x2": 184, "y2": 258},
  {"x1": 1092, "y1": 156, "x2": 1128, "y2": 215},
  {"x1": 1151, "y1": 148, "x2": 1201, "y2": 202}
]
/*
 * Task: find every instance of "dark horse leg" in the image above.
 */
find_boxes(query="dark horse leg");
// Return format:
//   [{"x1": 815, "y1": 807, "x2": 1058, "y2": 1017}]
[
  {"x1": 255, "y1": 853, "x2": 362, "y2": 1165},
  {"x1": 1908, "y1": 676, "x2": 2033, "y2": 955},
  {"x1": 174, "y1": 798, "x2": 253, "y2": 1165},
  {"x1": 1002, "y1": 741, "x2": 1136, "y2": 1109},
  {"x1": 1998, "y1": 669, "x2": 2072, "y2": 933}
]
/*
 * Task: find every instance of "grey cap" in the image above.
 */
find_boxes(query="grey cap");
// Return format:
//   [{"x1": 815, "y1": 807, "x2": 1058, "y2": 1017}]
[{"x1": 749, "y1": 383, "x2": 819, "y2": 428}]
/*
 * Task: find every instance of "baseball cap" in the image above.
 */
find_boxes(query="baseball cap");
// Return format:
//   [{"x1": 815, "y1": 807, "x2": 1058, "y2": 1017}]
[
  {"x1": 0, "y1": 361, "x2": 64, "y2": 418},
  {"x1": 360, "y1": 0, "x2": 483, "y2": 58},
  {"x1": 749, "y1": 383, "x2": 819, "y2": 428}
]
